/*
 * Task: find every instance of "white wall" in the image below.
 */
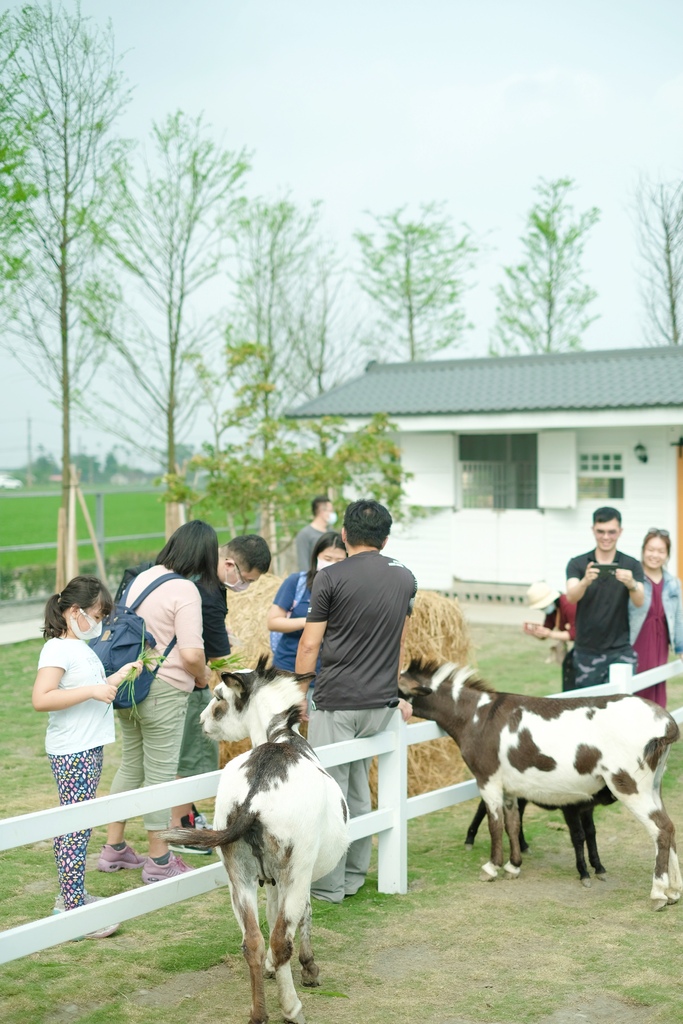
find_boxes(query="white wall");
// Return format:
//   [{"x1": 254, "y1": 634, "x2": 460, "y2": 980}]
[{"x1": 395, "y1": 425, "x2": 680, "y2": 588}]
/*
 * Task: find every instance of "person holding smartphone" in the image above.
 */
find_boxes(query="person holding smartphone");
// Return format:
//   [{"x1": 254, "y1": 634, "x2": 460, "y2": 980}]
[{"x1": 565, "y1": 506, "x2": 644, "y2": 689}]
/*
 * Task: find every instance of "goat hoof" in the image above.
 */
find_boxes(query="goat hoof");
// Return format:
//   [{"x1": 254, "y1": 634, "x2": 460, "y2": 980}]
[
  {"x1": 581, "y1": 878, "x2": 592, "y2": 889},
  {"x1": 651, "y1": 898, "x2": 668, "y2": 912}
]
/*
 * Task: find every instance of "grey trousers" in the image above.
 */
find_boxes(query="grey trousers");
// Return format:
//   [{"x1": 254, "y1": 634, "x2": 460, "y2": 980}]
[{"x1": 307, "y1": 706, "x2": 392, "y2": 903}]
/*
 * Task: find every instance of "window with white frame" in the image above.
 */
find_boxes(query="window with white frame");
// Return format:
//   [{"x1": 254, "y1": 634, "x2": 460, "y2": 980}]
[{"x1": 578, "y1": 450, "x2": 624, "y2": 501}]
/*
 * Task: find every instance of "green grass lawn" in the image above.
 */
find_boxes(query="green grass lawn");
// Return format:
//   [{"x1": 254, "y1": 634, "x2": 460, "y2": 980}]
[
  {"x1": 2, "y1": 626, "x2": 683, "y2": 1024},
  {"x1": 0, "y1": 490, "x2": 236, "y2": 582}
]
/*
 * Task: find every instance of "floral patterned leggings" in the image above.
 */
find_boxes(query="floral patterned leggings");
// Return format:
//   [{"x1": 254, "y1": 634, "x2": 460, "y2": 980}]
[{"x1": 48, "y1": 747, "x2": 103, "y2": 910}]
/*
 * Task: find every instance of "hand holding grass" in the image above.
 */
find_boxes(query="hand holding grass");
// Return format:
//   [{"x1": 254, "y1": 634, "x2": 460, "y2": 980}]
[{"x1": 109, "y1": 660, "x2": 144, "y2": 687}]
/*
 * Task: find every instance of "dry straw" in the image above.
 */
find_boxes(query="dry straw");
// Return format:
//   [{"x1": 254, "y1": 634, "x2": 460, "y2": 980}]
[{"x1": 219, "y1": 572, "x2": 473, "y2": 797}]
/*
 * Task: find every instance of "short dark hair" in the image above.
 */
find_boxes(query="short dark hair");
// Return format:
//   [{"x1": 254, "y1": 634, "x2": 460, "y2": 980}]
[
  {"x1": 343, "y1": 499, "x2": 392, "y2": 549},
  {"x1": 156, "y1": 520, "x2": 219, "y2": 588},
  {"x1": 311, "y1": 495, "x2": 331, "y2": 516},
  {"x1": 593, "y1": 506, "x2": 622, "y2": 525},
  {"x1": 223, "y1": 535, "x2": 271, "y2": 574},
  {"x1": 43, "y1": 575, "x2": 113, "y2": 640},
  {"x1": 306, "y1": 530, "x2": 346, "y2": 589}
]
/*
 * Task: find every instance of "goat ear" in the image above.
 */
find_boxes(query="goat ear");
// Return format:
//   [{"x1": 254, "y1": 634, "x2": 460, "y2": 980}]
[{"x1": 221, "y1": 671, "x2": 249, "y2": 697}]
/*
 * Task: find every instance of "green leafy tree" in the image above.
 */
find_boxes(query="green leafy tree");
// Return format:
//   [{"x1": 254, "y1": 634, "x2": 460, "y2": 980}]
[
  {"x1": 634, "y1": 175, "x2": 683, "y2": 346},
  {"x1": 0, "y1": 12, "x2": 35, "y2": 288},
  {"x1": 355, "y1": 202, "x2": 476, "y2": 361},
  {"x1": 0, "y1": 2, "x2": 129, "y2": 582},
  {"x1": 490, "y1": 178, "x2": 600, "y2": 356}
]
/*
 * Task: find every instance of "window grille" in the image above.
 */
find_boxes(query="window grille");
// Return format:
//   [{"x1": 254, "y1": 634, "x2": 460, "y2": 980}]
[{"x1": 459, "y1": 435, "x2": 537, "y2": 509}]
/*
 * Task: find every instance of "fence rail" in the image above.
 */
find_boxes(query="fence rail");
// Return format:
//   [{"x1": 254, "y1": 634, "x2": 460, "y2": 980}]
[{"x1": 1, "y1": 658, "x2": 682, "y2": 963}]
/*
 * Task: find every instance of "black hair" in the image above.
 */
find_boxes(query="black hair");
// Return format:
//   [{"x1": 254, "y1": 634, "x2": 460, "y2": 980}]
[
  {"x1": 311, "y1": 494, "x2": 331, "y2": 517},
  {"x1": 222, "y1": 534, "x2": 271, "y2": 574},
  {"x1": 156, "y1": 520, "x2": 220, "y2": 588},
  {"x1": 593, "y1": 506, "x2": 622, "y2": 525},
  {"x1": 43, "y1": 575, "x2": 113, "y2": 640},
  {"x1": 343, "y1": 499, "x2": 392, "y2": 549},
  {"x1": 306, "y1": 531, "x2": 346, "y2": 589}
]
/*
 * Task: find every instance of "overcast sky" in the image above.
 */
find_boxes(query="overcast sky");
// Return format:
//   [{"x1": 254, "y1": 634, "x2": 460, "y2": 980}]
[{"x1": 2, "y1": 0, "x2": 683, "y2": 470}]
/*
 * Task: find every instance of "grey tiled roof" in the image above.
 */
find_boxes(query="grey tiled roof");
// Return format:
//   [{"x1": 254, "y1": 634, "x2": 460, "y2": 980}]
[{"x1": 289, "y1": 346, "x2": 683, "y2": 417}]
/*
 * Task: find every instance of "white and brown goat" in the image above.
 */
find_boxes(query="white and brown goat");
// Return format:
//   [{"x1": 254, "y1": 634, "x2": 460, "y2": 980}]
[
  {"x1": 163, "y1": 660, "x2": 349, "y2": 1024},
  {"x1": 399, "y1": 659, "x2": 681, "y2": 910}
]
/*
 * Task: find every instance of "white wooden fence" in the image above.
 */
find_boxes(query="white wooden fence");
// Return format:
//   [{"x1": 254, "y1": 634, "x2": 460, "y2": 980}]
[{"x1": 1, "y1": 658, "x2": 682, "y2": 964}]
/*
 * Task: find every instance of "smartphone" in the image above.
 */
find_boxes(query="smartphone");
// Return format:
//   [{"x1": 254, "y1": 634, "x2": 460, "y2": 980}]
[{"x1": 594, "y1": 562, "x2": 619, "y2": 577}]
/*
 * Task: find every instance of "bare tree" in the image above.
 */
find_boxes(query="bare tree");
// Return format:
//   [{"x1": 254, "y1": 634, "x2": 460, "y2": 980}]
[
  {"x1": 0, "y1": 2, "x2": 129, "y2": 577},
  {"x1": 635, "y1": 175, "x2": 683, "y2": 346},
  {"x1": 86, "y1": 111, "x2": 250, "y2": 475},
  {"x1": 228, "y1": 196, "x2": 323, "y2": 419}
]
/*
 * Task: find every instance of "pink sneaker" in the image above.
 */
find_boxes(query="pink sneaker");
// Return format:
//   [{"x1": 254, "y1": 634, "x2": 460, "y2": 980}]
[
  {"x1": 142, "y1": 853, "x2": 194, "y2": 884},
  {"x1": 97, "y1": 843, "x2": 147, "y2": 872}
]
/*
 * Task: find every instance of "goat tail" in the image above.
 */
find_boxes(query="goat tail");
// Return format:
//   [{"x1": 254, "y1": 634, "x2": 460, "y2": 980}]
[
  {"x1": 161, "y1": 811, "x2": 258, "y2": 851},
  {"x1": 643, "y1": 718, "x2": 680, "y2": 772}
]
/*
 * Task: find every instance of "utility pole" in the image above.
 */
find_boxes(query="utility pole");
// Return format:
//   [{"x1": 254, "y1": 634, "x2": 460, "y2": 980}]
[{"x1": 26, "y1": 418, "x2": 34, "y2": 487}]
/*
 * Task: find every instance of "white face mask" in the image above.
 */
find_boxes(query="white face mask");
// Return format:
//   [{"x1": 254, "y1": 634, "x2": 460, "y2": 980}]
[
  {"x1": 543, "y1": 603, "x2": 557, "y2": 615},
  {"x1": 316, "y1": 557, "x2": 332, "y2": 572},
  {"x1": 326, "y1": 511, "x2": 337, "y2": 526},
  {"x1": 70, "y1": 610, "x2": 103, "y2": 641}
]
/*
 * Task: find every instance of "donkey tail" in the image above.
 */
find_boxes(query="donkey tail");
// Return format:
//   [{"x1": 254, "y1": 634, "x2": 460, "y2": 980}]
[{"x1": 161, "y1": 809, "x2": 258, "y2": 851}]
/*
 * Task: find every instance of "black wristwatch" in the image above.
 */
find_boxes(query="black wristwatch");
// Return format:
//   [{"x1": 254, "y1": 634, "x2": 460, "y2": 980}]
[{"x1": 386, "y1": 698, "x2": 400, "y2": 708}]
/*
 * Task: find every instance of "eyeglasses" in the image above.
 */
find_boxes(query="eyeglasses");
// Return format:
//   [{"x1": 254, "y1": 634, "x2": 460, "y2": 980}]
[{"x1": 647, "y1": 528, "x2": 670, "y2": 537}]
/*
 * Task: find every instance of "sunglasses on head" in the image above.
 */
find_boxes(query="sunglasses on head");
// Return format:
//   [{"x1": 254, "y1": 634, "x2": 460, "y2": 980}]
[{"x1": 648, "y1": 528, "x2": 670, "y2": 537}]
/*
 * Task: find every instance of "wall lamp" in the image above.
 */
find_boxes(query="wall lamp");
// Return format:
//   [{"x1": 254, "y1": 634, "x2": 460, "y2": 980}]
[{"x1": 634, "y1": 443, "x2": 648, "y2": 464}]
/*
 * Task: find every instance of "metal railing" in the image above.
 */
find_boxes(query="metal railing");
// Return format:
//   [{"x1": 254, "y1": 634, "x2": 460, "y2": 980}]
[{"x1": 1, "y1": 657, "x2": 682, "y2": 963}]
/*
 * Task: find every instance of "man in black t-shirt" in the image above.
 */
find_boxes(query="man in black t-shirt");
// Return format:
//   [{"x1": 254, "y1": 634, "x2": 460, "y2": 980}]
[
  {"x1": 296, "y1": 499, "x2": 417, "y2": 903},
  {"x1": 566, "y1": 506, "x2": 644, "y2": 689}
]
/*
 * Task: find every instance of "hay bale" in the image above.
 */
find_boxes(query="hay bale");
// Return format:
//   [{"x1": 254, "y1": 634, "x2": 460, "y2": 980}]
[
  {"x1": 405, "y1": 589, "x2": 472, "y2": 667},
  {"x1": 225, "y1": 572, "x2": 283, "y2": 666},
  {"x1": 220, "y1": 576, "x2": 472, "y2": 796}
]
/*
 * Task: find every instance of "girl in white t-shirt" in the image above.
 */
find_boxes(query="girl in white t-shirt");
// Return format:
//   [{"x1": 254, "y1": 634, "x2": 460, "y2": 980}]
[{"x1": 33, "y1": 575, "x2": 142, "y2": 937}]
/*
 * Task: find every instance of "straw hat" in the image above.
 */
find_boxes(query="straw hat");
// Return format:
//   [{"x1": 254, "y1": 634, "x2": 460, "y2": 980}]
[{"x1": 526, "y1": 581, "x2": 560, "y2": 610}]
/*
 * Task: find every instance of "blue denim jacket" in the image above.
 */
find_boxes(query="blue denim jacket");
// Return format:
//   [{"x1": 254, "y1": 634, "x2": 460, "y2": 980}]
[{"x1": 629, "y1": 569, "x2": 683, "y2": 653}]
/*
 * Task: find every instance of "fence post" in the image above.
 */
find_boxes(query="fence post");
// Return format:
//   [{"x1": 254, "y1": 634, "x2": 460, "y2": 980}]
[
  {"x1": 608, "y1": 661, "x2": 634, "y2": 694},
  {"x1": 376, "y1": 710, "x2": 407, "y2": 895},
  {"x1": 96, "y1": 493, "x2": 105, "y2": 568}
]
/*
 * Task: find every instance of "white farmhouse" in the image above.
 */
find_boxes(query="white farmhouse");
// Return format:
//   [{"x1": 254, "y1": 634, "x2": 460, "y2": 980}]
[{"x1": 291, "y1": 346, "x2": 683, "y2": 591}]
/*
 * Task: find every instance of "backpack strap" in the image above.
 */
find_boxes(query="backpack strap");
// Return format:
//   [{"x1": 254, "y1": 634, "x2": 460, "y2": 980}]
[
  {"x1": 123, "y1": 572, "x2": 186, "y2": 613},
  {"x1": 291, "y1": 571, "x2": 308, "y2": 611}
]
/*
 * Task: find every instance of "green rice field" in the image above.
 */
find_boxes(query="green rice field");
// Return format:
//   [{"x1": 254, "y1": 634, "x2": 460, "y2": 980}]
[{"x1": 0, "y1": 489, "x2": 233, "y2": 577}]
